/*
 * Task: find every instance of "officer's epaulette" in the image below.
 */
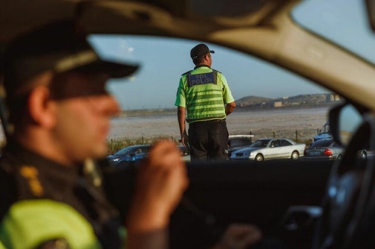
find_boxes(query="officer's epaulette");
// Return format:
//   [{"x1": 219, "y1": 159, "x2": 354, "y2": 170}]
[
  {"x1": 181, "y1": 70, "x2": 192, "y2": 76},
  {"x1": 212, "y1": 68, "x2": 222, "y2": 74}
]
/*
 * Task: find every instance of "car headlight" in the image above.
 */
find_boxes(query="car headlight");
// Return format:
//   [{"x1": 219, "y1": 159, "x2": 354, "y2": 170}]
[{"x1": 113, "y1": 158, "x2": 120, "y2": 162}]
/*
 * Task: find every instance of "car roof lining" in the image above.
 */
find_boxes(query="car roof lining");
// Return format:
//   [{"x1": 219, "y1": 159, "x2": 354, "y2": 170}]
[
  {"x1": 1, "y1": 0, "x2": 375, "y2": 111},
  {"x1": 78, "y1": 0, "x2": 375, "y2": 111}
]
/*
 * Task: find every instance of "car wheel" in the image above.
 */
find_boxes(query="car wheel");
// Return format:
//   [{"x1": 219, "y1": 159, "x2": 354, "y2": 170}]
[
  {"x1": 291, "y1": 151, "x2": 299, "y2": 160},
  {"x1": 255, "y1": 154, "x2": 264, "y2": 161},
  {"x1": 359, "y1": 150, "x2": 367, "y2": 160}
]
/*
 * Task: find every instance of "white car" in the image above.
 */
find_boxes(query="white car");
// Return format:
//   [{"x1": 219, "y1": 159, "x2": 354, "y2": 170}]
[{"x1": 230, "y1": 138, "x2": 305, "y2": 161}]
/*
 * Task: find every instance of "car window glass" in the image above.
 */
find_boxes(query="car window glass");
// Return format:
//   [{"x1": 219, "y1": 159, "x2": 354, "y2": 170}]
[
  {"x1": 319, "y1": 123, "x2": 330, "y2": 133},
  {"x1": 88, "y1": 35, "x2": 337, "y2": 158},
  {"x1": 114, "y1": 147, "x2": 134, "y2": 156},
  {"x1": 311, "y1": 139, "x2": 333, "y2": 148},
  {"x1": 230, "y1": 138, "x2": 250, "y2": 147},
  {"x1": 274, "y1": 140, "x2": 280, "y2": 147},
  {"x1": 281, "y1": 140, "x2": 292, "y2": 146}
]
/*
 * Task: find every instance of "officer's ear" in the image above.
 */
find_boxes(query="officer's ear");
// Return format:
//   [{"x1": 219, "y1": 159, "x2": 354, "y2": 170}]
[{"x1": 27, "y1": 73, "x2": 57, "y2": 128}]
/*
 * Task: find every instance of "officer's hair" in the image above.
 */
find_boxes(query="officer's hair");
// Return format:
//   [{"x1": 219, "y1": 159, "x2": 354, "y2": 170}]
[{"x1": 193, "y1": 55, "x2": 206, "y2": 65}]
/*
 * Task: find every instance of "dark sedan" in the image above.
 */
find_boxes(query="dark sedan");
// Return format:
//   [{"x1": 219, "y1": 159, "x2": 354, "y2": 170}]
[
  {"x1": 303, "y1": 138, "x2": 343, "y2": 161},
  {"x1": 107, "y1": 144, "x2": 152, "y2": 166},
  {"x1": 227, "y1": 135, "x2": 254, "y2": 157}
]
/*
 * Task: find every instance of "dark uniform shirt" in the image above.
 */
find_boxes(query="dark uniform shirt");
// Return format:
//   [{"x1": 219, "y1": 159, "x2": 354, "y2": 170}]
[{"x1": 0, "y1": 140, "x2": 122, "y2": 248}]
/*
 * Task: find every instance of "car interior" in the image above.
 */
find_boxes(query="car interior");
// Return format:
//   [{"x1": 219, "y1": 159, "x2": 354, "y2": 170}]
[{"x1": 1, "y1": 0, "x2": 375, "y2": 249}]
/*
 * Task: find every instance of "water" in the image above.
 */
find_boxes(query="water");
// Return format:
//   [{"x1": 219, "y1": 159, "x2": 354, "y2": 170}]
[{"x1": 108, "y1": 107, "x2": 329, "y2": 142}]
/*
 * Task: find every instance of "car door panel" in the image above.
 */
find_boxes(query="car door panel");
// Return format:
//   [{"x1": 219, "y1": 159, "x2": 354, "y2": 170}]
[
  {"x1": 270, "y1": 140, "x2": 282, "y2": 159},
  {"x1": 102, "y1": 159, "x2": 333, "y2": 249}
]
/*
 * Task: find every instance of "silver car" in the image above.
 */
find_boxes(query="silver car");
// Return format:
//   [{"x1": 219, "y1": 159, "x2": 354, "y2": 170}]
[{"x1": 230, "y1": 138, "x2": 305, "y2": 161}]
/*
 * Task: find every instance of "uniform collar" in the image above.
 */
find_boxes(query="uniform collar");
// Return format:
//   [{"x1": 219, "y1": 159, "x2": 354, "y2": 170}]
[
  {"x1": 4, "y1": 139, "x2": 80, "y2": 187},
  {"x1": 194, "y1": 64, "x2": 211, "y2": 70}
]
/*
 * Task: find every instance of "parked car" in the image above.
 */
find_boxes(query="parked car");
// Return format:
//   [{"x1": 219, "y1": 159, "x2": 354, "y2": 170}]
[
  {"x1": 313, "y1": 121, "x2": 332, "y2": 142},
  {"x1": 230, "y1": 138, "x2": 305, "y2": 161},
  {"x1": 107, "y1": 144, "x2": 152, "y2": 166},
  {"x1": 108, "y1": 145, "x2": 189, "y2": 166},
  {"x1": 227, "y1": 134, "x2": 254, "y2": 157},
  {"x1": 303, "y1": 138, "x2": 343, "y2": 161}
]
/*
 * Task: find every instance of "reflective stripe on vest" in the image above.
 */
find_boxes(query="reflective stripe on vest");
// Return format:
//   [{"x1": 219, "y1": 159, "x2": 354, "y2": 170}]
[
  {"x1": 184, "y1": 70, "x2": 226, "y2": 122},
  {"x1": 0, "y1": 200, "x2": 101, "y2": 249}
]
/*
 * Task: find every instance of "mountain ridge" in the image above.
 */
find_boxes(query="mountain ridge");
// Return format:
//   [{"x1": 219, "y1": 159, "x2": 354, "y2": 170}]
[{"x1": 236, "y1": 93, "x2": 341, "y2": 109}]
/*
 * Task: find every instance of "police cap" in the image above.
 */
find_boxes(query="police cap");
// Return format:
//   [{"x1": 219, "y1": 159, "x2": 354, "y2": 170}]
[
  {"x1": 190, "y1": 43, "x2": 215, "y2": 60},
  {"x1": 3, "y1": 20, "x2": 139, "y2": 98}
]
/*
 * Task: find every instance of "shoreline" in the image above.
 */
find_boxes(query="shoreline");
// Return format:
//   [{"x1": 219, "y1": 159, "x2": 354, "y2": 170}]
[
  {"x1": 108, "y1": 106, "x2": 329, "y2": 143},
  {"x1": 114, "y1": 104, "x2": 336, "y2": 118}
]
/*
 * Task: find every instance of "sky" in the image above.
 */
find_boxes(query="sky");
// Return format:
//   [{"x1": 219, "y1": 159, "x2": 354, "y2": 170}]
[{"x1": 88, "y1": 0, "x2": 375, "y2": 110}]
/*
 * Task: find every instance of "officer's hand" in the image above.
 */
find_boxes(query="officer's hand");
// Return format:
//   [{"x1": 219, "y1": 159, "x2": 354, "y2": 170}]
[
  {"x1": 126, "y1": 140, "x2": 189, "y2": 233},
  {"x1": 180, "y1": 133, "x2": 189, "y2": 148},
  {"x1": 212, "y1": 224, "x2": 262, "y2": 249}
]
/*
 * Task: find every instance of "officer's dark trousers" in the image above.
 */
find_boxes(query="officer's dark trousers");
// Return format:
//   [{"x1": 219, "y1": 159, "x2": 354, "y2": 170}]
[{"x1": 188, "y1": 119, "x2": 229, "y2": 162}]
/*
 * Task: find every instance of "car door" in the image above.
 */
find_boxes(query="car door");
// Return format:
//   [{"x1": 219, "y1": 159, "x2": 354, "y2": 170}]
[
  {"x1": 268, "y1": 139, "x2": 282, "y2": 159},
  {"x1": 279, "y1": 139, "x2": 294, "y2": 158}
]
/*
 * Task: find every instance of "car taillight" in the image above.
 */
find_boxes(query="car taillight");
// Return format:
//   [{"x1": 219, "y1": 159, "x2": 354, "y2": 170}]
[{"x1": 324, "y1": 149, "x2": 332, "y2": 156}]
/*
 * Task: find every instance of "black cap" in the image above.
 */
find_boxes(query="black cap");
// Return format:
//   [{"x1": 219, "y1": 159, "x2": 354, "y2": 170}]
[
  {"x1": 190, "y1": 43, "x2": 215, "y2": 60},
  {"x1": 3, "y1": 20, "x2": 139, "y2": 98}
]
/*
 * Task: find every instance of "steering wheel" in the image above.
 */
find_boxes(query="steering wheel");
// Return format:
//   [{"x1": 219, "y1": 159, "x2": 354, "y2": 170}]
[{"x1": 313, "y1": 114, "x2": 375, "y2": 249}]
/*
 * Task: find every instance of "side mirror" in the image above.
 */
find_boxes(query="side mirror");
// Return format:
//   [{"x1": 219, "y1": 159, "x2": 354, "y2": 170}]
[
  {"x1": 366, "y1": 0, "x2": 375, "y2": 32},
  {"x1": 329, "y1": 102, "x2": 364, "y2": 147}
]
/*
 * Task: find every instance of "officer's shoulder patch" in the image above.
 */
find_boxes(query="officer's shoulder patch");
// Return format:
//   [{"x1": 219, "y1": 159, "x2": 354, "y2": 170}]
[
  {"x1": 19, "y1": 165, "x2": 44, "y2": 197},
  {"x1": 181, "y1": 70, "x2": 192, "y2": 76}
]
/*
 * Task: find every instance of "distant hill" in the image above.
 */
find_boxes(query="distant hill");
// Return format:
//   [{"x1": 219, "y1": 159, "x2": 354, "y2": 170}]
[
  {"x1": 236, "y1": 96, "x2": 272, "y2": 107},
  {"x1": 236, "y1": 93, "x2": 342, "y2": 109},
  {"x1": 119, "y1": 93, "x2": 342, "y2": 117}
]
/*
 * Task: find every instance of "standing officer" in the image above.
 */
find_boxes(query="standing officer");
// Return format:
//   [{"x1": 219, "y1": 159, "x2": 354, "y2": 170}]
[{"x1": 175, "y1": 43, "x2": 236, "y2": 161}]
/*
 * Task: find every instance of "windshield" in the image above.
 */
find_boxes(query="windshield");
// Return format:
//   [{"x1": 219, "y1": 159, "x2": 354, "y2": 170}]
[
  {"x1": 292, "y1": 0, "x2": 375, "y2": 65},
  {"x1": 310, "y1": 139, "x2": 333, "y2": 148},
  {"x1": 113, "y1": 146, "x2": 139, "y2": 156},
  {"x1": 319, "y1": 123, "x2": 330, "y2": 134},
  {"x1": 230, "y1": 138, "x2": 251, "y2": 147}
]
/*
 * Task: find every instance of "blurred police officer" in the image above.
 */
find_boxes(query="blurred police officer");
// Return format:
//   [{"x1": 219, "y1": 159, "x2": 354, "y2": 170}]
[
  {"x1": 175, "y1": 43, "x2": 236, "y2": 161},
  {"x1": 0, "y1": 22, "x2": 260, "y2": 249},
  {"x1": 0, "y1": 20, "x2": 188, "y2": 249}
]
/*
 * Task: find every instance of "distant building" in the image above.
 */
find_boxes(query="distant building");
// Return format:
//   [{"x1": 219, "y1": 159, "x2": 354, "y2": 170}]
[
  {"x1": 274, "y1": 101, "x2": 282, "y2": 107},
  {"x1": 326, "y1": 93, "x2": 341, "y2": 102}
]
